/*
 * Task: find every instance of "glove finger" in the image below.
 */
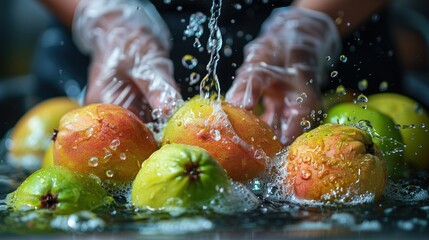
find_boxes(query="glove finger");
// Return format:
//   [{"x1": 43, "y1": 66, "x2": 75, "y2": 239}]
[
  {"x1": 226, "y1": 36, "x2": 282, "y2": 110},
  {"x1": 129, "y1": 49, "x2": 182, "y2": 119}
]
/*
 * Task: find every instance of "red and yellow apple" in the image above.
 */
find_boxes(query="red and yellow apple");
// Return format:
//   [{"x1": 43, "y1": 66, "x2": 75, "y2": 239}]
[
  {"x1": 53, "y1": 103, "x2": 158, "y2": 182},
  {"x1": 7, "y1": 97, "x2": 79, "y2": 171},
  {"x1": 162, "y1": 96, "x2": 283, "y2": 182},
  {"x1": 285, "y1": 123, "x2": 387, "y2": 204},
  {"x1": 325, "y1": 102, "x2": 404, "y2": 178}
]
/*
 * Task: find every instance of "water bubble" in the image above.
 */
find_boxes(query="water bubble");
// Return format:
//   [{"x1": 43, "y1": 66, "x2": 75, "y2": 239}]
[
  {"x1": 106, "y1": 170, "x2": 114, "y2": 178},
  {"x1": 182, "y1": 54, "x2": 198, "y2": 69},
  {"x1": 120, "y1": 152, "x2": 127, "y2": 161},
  {"x1": 358, "y1": 79, "x2": 368, "y2": 91},
  {"x1": 330, "y1": 71, "x2": 338, "y2": 78},
  {"x1": 151, "y1": 108, "x2": 163, "y2": 119},
  {"x1": 300, "y1": 120, "x2": 311, "y2": 130},
  {"x1": 109, "y1": 139, "x2": 120, "y2": 151},
  {"x1": 189, "y1": 72, "x2": 200, "y2": 85},
  {"x1": 296, "y1": 97, "x2": 304, "y2": 103},
  {"x1": 339, "y1": 55, "x2": 348, "y2": 62},
  {"x1": 88, "y1": 157, "x2": 99, "y2": 167}
]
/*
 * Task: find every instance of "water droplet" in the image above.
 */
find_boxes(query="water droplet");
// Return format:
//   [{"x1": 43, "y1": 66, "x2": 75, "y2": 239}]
[
  {"x1": 326, "y1": 56, "x2": 331, "y2": 61},
  {"x1": 103, "y1": 148, "x2": 112, "y2": 160},
  {"x1": 335, "y1": 17, "x2": 343, "y2": 25},
  {"x1": 296, "y1": 97, "x2": 303, "y2": 103},
  {"x1": 336, "y1": 85, "x2": 347, "y2": 95},
  {"x1": 210, "y1": 129, "x2": 221, "y2": 141},
  {"x1": 233, "y1": 3, "x2": 242, "y2": 10},
  {"x1": 189, "y1": 72, "x2": 200, "y2": 85},
  {"x1": 301, "y1": 92, "x2": 308, "y2": 98},
  {"x1": 339, "y1": 55, "x2": 348, "y2": 62},
  {"x1": 88, "y1": 157, "x2": 99, "y2": 167},
  {"x1": 223, "y1": 46, "x2": 232, "y2": 57},
  {"x1": 300, "y1": 120, "x2": 311, "y2": 130},
  {"x1": 300, "y1": 170, "x2": 312, "y2": 180},
  {"x1": 193, "y1": 38, "x2": 202, "y2": 48},
  {"x1": 120, "y1": 152, "x2": 127, "y2": 161},
  {"x1": 109, "y1": 139, "x2": 120, "y2": 151},
  {"x1": 106, "y1": 170, "x2": 114, "y2": 178},
  {"x1": 176, "y1": 5, "x2": 183, "y2": 11},
  {"x1": 358, "y1": 79, "x2": 368, "y2": 91},
  {"x1": 378, "y1": 81, "x2": 388, "y2": 92},
  {"x1": 330, "y1": 71, "x2": 338, "y2": 78},
  {"x1": 356, "y1": 94, "x2": 368, "y2": 103},
  {"x1": 182, "y1": 54, "x2": 198, "y2": 69}
]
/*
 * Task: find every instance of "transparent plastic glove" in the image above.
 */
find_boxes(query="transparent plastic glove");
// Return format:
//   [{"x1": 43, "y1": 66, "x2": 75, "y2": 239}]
[
  {"x1": 226, "y1": 7, "x2": 341, "y2": 145},
  {"x1": 73, "y1": 0, "x2": 182, "y2": 122}
]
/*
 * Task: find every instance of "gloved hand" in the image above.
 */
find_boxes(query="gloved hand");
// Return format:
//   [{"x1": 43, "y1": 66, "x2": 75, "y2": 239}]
[
  {"x1": 226, "y1": 7, "x2": 341, "y2": 145},
  {"x1": 72, "y1": 0, "x2": 182, "y2": 122}
]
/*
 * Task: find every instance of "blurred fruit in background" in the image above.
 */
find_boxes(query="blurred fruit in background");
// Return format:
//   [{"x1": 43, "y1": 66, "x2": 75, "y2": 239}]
[
  {"x1": 367, "y1": 93, "x2": 429, "y2": 170},
  {"x1": 6, "y1": 97, "x2": 79, "y2": 171}
]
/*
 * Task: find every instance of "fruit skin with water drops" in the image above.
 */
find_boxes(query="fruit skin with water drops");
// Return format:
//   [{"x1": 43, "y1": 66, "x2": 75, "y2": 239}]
[
  {"x1": 6, "y1": 165, "x2": 112, "y2": 215},
  {"x1": 132, "y1": 143, "x2": 230, "y2": 209},
  {"x1": 366, "y1": 93, "x2": 429, "y2": 170},
  {"x1": 7, "y1": 97, "x2": 79, "y2": 171},
  {"x1": 162, "y1": 96, "x2": 283, "y2": 182},
  {"x1": 325, "y1": 102, "x2": 404, "y2": 178},
  {"x1": 285, "y1": 123, "x2": 387, "y2": 204},
  {"x1": 53, "y1": 103, "x2": 158, "y2": 182}
]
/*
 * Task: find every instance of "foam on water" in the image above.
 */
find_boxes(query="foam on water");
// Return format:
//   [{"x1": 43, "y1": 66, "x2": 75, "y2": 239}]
[
  {"x1": 50, "y1": 211, "x2": 105, "y2": 232},
  {"x1": 384, "y1": 181, "x2": 429, "y2": 202},
  {"x1": 138, "y1": 216, "x2": 214, "y2": 235}
]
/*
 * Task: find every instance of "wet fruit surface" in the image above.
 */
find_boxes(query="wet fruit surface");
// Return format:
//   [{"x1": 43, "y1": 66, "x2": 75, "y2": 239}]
[
  {"x1": 285, "y1": 124, "x2": 387, "y2": 204},
  {"x1": 325, "y1": 102, "x2": 404, "y2": 178},
  {"x1": 53, "y1": 103, "x2": 158, "y2": 182},
  {"x1": 6, "y1": 165, "x2": 111, "y2": 215},
  {"x1": 131, "y1": 143, "x2": 230, "y2": 209},
  {"x1": 162, "y1": 96, "x2": 283, "y2": 182}
]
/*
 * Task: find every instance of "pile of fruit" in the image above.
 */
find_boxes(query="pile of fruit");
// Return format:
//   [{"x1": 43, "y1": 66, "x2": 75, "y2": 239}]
[{"x1": 3, "y1": 91, "x2": 429, "y2": 217}]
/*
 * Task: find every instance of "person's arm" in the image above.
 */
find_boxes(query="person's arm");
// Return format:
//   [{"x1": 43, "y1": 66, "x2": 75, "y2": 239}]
[
  {"x1": 293, "y1": 0, "x2": 391, "y2": 37},
  {"x1": 39, "y1": 0, "x2": 79, "y2": 28}
]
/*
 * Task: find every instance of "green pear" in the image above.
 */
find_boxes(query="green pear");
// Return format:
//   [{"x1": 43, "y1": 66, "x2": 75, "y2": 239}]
[
  {"x1": 131, "y1": 143, "x2": 230, "y2": 209},
  {"x1": 7, "y1": 165, "x2": 112, "y2": 215},
  {"x1": 325, "y1": 102, "x2": 405, "y2": 178}
]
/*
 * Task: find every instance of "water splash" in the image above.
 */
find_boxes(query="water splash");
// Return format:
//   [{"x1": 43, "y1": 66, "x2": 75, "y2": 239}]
[{"x1": 200, "y1": 0, "x2": 223, "y2": 101}]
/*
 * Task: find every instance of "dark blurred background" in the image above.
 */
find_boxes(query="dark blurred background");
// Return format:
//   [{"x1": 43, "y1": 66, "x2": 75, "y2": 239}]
[
  {"x1": 0, "y1": 0, "x2": 50, "y2": 138},
  {"x1": 1, "y1": 0, "x2": 429, "y2": 140}
]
